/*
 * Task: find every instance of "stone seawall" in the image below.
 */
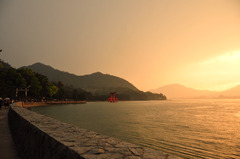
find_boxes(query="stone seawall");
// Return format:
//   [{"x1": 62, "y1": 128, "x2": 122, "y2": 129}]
[{"x1": 8, "y1": 105, "x2": 181, "y2": 159}]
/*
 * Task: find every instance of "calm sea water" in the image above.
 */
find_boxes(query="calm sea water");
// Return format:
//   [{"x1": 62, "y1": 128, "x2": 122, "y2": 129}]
[{"x1": 32, "y1": 99, "x2": 240, "y2": 158}]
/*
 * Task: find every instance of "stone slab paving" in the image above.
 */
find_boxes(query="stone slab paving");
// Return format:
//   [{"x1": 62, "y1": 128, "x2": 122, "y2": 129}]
[{"x1": 0, "y1": 108, "x2": 19, "y2": 159}]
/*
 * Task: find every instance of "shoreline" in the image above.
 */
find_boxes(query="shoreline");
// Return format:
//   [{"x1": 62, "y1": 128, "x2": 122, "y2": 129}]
[
  {"x1": 16, "y1": 101, "x2": 86, "y2": 108},
  {"x1": 16, "y1": 100, "x2": 168, "y2": 108}
]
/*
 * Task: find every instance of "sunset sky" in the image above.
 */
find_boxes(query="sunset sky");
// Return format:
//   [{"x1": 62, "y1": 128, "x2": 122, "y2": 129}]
[{"x1": 0, "y1": 0, "x2": 240, "y2": 91}]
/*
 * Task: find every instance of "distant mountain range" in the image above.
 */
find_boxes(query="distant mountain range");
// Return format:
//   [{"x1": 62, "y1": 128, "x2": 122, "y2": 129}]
[
  {"x1": 24, "y1": 63, "x2": 166, "y2": 100},
  {"x1": 219, "y1": 85, "x2": 240, "y2": 97},
  {"x1": 151, "y1": 84, "x2": 240, "y2": 99},
  {"x1": 9, "y1": 62, "x2": 240, "y2": 100}
]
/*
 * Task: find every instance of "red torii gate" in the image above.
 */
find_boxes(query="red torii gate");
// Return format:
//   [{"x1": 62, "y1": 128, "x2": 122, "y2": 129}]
[{"x1": 108, "y1": 92, "x2": 118, "y2": 103}]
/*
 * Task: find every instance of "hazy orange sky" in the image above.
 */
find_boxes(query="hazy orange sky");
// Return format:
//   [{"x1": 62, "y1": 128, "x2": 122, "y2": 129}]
[{"x1": 0, "y1": 0, "x2": 240, "y2": 91}]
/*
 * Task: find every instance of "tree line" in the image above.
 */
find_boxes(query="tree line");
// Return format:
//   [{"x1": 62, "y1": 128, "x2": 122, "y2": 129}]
[
  {"x1": 0, "y1": 67, "x2": 58, "y2": 100},
  {"x1": 0, "y1": 64, "x2": 119, "y2": 101},
  {"x1": 0, "y1": 61, "x2": 167, "y2": 101}
]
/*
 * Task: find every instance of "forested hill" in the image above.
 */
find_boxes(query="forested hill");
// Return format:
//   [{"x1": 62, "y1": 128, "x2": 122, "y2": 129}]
[
  {"x1": 24, "y1": 63, "x2": 139, "y2": 92},
  {"x1": 24, "y1": 62, "x2": 167, "y2": 100},
  {"x1": 0, "y1": 60, "x2": 12, "y2": 69}
]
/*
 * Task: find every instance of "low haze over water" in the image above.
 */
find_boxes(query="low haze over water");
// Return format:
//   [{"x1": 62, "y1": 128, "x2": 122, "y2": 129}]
[{"x1": 32, "y1": 100, "x2": 240, "y2": 158}]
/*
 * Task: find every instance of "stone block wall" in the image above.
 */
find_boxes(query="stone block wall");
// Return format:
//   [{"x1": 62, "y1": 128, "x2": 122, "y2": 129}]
[{"x1": 8, "y1": 105, "x2": 181, "y2": 159}]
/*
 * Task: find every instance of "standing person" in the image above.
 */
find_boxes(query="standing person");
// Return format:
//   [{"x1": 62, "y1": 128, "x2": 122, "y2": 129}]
[
  {"x1": 6, "y1": 99, "x2": 10, "y2": 108},
  {"x1": 4, "y1": 98, "x2": 10, "y2": 108},
  {"x1": 0, "y1": 98, "x2": 2, "y2": 109}
]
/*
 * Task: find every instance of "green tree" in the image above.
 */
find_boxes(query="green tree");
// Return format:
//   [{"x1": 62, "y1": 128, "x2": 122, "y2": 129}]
[
  {"x1": 0, "y1": 68, "x2": 26, "y2": 98},
  {"x1": 0, "y1": 70, "x2": 8, "y2": 97},
  {"x1": 35, "y1": 73, "x2": 49, "y2": 97},
  {"x1": 48, "y1": 83, "x2": 59, "y2": 98}
]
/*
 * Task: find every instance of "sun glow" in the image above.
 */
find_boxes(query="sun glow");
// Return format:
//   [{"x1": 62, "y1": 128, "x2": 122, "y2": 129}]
[
  {"x1": 202, "y1": 50, "x2": 240, "y2": 65},
  {"x1": 199, "y1": 51, "x2": 240, "y2": 75},
  {"x1": 180, "y1": 50, "x2": 240, "y2": 91}
]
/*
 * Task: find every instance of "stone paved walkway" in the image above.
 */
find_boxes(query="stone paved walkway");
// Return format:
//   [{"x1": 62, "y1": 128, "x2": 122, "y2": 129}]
[{"x1": 0, "y1": 107, "x2": 19, "y2": 159}]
